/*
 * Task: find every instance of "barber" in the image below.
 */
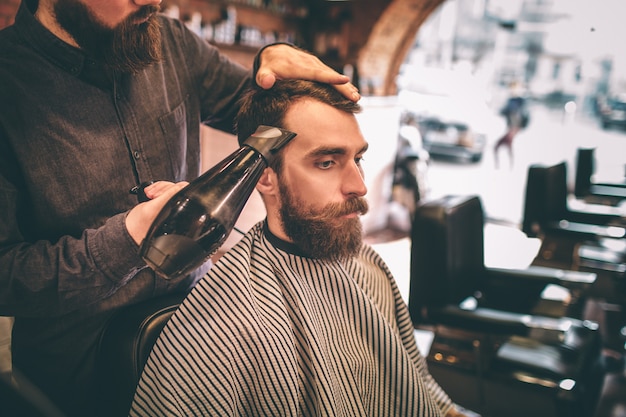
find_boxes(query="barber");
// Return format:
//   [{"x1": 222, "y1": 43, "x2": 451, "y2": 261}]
[{"x1": 0, "y1": 1, "x2": 359, "y2": 416}]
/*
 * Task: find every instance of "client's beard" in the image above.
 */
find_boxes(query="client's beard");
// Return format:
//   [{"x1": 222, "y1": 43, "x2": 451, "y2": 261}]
[
  {"x1": 54, "y1": 0, "x2": 162, "y2": 74},
  {"x1": 279, "y1": 182, "x2": 369, "y2": 261}
]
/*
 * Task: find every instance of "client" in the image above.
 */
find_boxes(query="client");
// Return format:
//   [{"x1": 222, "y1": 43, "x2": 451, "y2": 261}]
[{"x1": 130, "y1": 80, "x2": 468, "y2": 417}]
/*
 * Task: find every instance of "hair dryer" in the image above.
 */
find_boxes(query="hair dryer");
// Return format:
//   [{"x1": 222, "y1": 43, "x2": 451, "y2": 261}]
[{"x1": 140, "y1": 125, "x2": 296, "y2": 279}]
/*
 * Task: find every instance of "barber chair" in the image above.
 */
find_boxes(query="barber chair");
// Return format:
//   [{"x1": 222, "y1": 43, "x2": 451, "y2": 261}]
[
  {"x1": 533, "y1": 158, "x2": 626, "y2": 359},
  {"x1": 95, "y1": 292, "x2": 185, "y2": 417},
  {"x1": 522, "y1": 161, "x2": 626, "y2": 273},
  {"x1": 410, "y1": 194, "x2": 605, "y2": 417},
  {"x1": 523, "y1": 161, "x2": 625, "y2": 238},
  {"x1": 574, "y1": 147, "x2": 626, "y2": 206}
]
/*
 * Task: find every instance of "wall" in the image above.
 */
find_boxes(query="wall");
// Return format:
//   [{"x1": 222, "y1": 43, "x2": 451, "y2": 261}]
[{"x1": 358, "y1": 0, "x2": 445, "y2": 95}]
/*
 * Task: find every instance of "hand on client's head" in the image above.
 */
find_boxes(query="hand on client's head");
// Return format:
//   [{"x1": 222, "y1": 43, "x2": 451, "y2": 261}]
[{"x1": 256, "y1": 44, "x2": 360, "y2": 102}]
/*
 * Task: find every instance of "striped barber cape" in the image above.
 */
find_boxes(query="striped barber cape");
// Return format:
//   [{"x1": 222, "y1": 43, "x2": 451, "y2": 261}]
[{"x1": 130, "y1": 221, "x2": 454, "y2": 417}]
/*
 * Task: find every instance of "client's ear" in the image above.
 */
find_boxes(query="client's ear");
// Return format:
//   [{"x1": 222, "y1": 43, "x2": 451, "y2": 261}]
[{"x1": 256, "y1": 167, "x2": 279, "y2": 197}]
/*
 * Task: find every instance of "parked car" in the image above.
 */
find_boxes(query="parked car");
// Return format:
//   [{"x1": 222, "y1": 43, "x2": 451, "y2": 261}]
[
  {"x1": 598, "y1": 95, "x2": 626, "y2": 130},
  {"x1": 400, "y1": 112, "x2": 486, "y2": 163},
  {"x1": 396, "y1": 67, "x2": 503, "y2": 163}
]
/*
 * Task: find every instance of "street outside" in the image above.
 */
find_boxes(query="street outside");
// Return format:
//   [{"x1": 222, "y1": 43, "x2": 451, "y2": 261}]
[
  {"x1": 430, "y1": 103, "x2": 625, "y2": 225},
  {"x1": 357, "y1": 96, "x2": 626, "y2": 230}
]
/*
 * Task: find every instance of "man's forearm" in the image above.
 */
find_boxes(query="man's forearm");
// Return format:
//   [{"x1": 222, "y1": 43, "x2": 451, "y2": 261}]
[{"x1": 0, "y1": 212, "x2": 144, "y2": 317}]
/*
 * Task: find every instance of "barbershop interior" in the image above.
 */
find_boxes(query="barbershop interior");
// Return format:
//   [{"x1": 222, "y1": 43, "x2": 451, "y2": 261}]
[{"x1": 1, "y1": 0, "x2": 626, "y2": 416}]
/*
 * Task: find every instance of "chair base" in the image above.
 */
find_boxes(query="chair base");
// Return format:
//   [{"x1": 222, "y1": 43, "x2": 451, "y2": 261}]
[{"x1": 427, "y1": 325, "x2": 605, "y2": 417}]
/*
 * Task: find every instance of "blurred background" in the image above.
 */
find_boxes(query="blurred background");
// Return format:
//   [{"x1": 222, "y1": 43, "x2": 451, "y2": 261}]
[{"x1": 356, "y1": 0, "x2": 626, "y2": 235}]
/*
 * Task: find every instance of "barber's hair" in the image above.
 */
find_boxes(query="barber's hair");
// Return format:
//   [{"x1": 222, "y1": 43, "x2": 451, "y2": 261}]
[{"x1": 235, "y1": 80, "x2": 361, "y2": 171}]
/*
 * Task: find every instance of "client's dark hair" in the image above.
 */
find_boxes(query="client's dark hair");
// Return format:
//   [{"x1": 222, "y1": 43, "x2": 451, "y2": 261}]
[{"x1": 235, "y1": 80, "x2": 361, "y2": 172}]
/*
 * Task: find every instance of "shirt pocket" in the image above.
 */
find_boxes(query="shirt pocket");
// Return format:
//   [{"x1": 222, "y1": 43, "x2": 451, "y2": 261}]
[{"x1": 158, "y1": 95, "x2": 190, "y2": 180}]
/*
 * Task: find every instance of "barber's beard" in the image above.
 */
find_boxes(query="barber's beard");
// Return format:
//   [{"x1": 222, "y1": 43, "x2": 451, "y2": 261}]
[
  {"x1": 54, "y1": 0, "x2": 162, "y2": 74},
  {"x1": 279, "y1": 182, "x2": 369, "y2": 261}
]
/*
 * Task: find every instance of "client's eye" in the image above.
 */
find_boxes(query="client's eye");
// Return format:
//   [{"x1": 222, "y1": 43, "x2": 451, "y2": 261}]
[{"x1": 316, "y1": 160, "x2": 335, "y2": 170}]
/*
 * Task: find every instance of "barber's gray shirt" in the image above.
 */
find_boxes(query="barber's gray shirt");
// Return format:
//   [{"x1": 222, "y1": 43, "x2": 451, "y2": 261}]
[
  {"x1": 131, "y1": 222, "x2": 454, "y2": 416},
  {"x1": 0, "y1": 1, "x2": 251, "y2": 415}
]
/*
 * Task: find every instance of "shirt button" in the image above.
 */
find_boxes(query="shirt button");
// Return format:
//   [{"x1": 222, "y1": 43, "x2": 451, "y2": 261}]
[{"x1": 133, "y1": 151, "x2": 141, "y2": 160}]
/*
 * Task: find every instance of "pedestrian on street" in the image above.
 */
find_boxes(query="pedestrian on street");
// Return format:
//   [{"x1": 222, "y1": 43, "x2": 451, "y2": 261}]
[{"x1": 494, "y1": 81, "x2": 529, "y2": 168}]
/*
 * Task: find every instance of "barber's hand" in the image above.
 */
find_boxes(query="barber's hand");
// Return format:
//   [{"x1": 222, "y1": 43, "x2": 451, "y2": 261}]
[
  {"x1": 256, "y1": 43, "x2": 360, "y2": 102},
  {"x1": 125, "y1": 181, "x2": 189, "y2": 245}
]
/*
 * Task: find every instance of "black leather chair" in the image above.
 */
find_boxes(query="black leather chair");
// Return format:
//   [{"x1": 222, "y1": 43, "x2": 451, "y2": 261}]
[
  {"x1": 574, "y1": 147, "x2": 626, "y2": 206},
  {"x1": 523, "y1": 161, "x2": 625, "y2": 238},
  {"x1": 409, "y1": 194, "x2": 605, "y2": 417},
  {"x1": 522, "y1": 160, "x2": 626, "y2": 272},
  {"x1": 95, "y1": 292, "x2": 186, "y2": 417},
  {"x1": 410, "y1": 194, "x2": 597, "y2": 327}
]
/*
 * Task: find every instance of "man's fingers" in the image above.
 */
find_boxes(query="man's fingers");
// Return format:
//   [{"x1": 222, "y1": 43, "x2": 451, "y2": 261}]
[
  {"x1": 333, "y1": 82, "x2": 361, "y2": 102},
  {"x1": 257, "y1": 69, "x2": 350, "y2": 87},
  {"x1": 256, "y1": 44, "x2": 360, "y2": 102},
  {"x1": 144, "y1": 181, "x2": 188, "y2": 200},
  {"x1": 150, "y1": 182, "x2": 188, "y2": 204}
]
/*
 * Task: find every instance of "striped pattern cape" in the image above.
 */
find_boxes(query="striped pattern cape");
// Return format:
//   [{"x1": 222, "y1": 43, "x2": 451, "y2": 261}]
[{"x1": 130, "y1": 222, "x2": 454, "y2": 416}]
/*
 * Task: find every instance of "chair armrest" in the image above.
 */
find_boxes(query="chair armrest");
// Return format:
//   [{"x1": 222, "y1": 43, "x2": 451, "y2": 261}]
[
  {"x1": 436, "y1": 305, "x2": 529, "y2": 334},
  {"x1": 566, "y1": 199, "x2": 626, "y2": 225},
  {"x1": 577, "y1": 244, "x2": 626, "y2": 274},
  {"x1": 589, "y1": 184, "x2": 626, "y2": 199},
  {"x1": 594, "y1": 181, "x2": 626, "y2": 189},
  {"x1": 578, "y1": 244, "x2": 625, "y2": 264},
  {"x1": 495, "y1": 336, "x2": 577, "y2": 379},
  {"x1": 544, "y1": 220, "x2": 625, "y2": 239},
  {"x1": 484, "y1": 265, "x2": 596, "y2": 290},
  {"x1": 436, "y1": 305, "x2": 576, "y2": 341}
]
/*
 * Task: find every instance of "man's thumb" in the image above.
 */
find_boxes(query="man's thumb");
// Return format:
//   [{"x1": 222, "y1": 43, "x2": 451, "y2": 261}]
[{"x1": 256, "y1": 72, "x2": 276, "y2": 89}]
